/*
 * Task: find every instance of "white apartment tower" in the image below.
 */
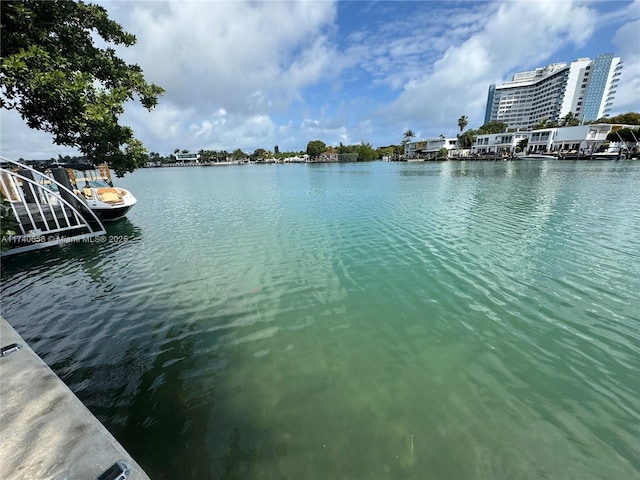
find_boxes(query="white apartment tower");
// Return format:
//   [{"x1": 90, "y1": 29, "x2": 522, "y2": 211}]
[{"x1": 484, "y1": 54, "x2": 622, "y2": 130}]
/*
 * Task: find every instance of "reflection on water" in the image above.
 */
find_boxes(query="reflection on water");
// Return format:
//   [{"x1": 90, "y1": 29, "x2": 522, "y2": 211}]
[{"x1": 2, "y1": 161, "x2": 639, "y2": 479}]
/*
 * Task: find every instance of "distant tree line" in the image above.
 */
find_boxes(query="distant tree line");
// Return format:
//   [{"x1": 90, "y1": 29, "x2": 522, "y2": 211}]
[
  {"x1": 15, "y1": 110, "x2": 640, "y2": 170},
  {"x1": 305, "y1": 140, "x2": 389, "y2": 161}
]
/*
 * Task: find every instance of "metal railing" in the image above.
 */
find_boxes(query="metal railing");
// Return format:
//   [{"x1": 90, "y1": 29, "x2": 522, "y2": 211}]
[{"x1": 1, "y1": 157, "x2": 106, "y2": 256}]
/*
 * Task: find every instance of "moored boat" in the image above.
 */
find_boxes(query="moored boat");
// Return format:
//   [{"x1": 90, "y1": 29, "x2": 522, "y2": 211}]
[
  {"x1": 1, "y1": 157, "x2": 107, "y2": 255},
  {"x1": 50, "y1": 163, "x2": 137, "y2": 221},
  {"x1": 517, "y1": 153, "x2": 557, "y2": 160},
  {"x1": 589, "y1": 149, "x2": 627, "y2": 160}
]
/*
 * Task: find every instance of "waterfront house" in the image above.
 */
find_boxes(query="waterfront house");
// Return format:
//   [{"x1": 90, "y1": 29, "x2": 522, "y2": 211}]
[
  {"x1": 550, "y1": 124, "x2": 632, "y2": 154},
  {"x1": 529, "y1": 123, "x2": 635, "y2": 155},
  {"x1": 318, "y1": 148, "x2": 339, "y2": 162},
  {"x1": 471, "y1": 132, "x2": 529, "y2": 156},
  {"x1": 472, "y1": 123, "x2": 637, "y2": 157},
  {"x1": 175, "y1": 152, "x2": 200, "y2": 164},
  {"x1": 527, "y1": 129, "x2": 555, "y2": 153},
  {"x1": 404, "y1": 137, "x2": 457, "y2": 160}
]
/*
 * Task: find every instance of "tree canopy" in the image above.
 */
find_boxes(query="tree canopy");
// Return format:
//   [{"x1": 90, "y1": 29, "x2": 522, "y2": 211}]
[
  {"x1": 596, "y1": 112, "x2": 640, "y2": 125},
  {"x1": 533, "y1": 118, "x2": 557, "y2": 129},
  {"x1": 251, "y1": 148, "x2": 273, "y2": 161},
  {"x1": 477, "y1": 121, "x2": 509, "y2": 134},
  {"x1": 1, "y1": 0, "x2": 164, "y2": 176},
  {"x1": 306, "y1": 140, "x2": 326, "y2": 158},
  {"x1": 231, "y1": 148, "x2": 246, "y2": 160},
  {"x1": 336, "y1": 141, "x2": 377, "y2": 161},
  {"x1": 560, "y1": 112, "x2": 580, "y2": 127},
  {"x1": 457, "y1": 129, "x2": 477, "y2": 149},
  {"x1": 516, "y1": 138, "x2": 529, "y2": 152}
]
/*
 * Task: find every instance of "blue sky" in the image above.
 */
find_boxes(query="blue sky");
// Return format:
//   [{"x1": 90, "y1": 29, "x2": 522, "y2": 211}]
[{"x1": 1, "y1": 0, "x2": 639, "y2": 160}]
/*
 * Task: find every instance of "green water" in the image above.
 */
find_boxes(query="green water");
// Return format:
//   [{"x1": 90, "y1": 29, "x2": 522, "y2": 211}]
[{"x1": 1, "y1": 161, "x2": 639, "y2": 479}]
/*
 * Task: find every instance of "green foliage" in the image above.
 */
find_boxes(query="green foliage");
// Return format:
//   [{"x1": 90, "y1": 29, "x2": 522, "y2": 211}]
[
  {"x1": 306, "y1": 140, "x2": 326, "y2": 158},
  {"x1": 251, "y1": 148, "x2": 270, "y2": 160},
  {"x1": 457, "y1": 129, "x2": 477, "y2": 149},
  {"x1": 197, "y1": 150, "x2": 215, "y2": 162},
  {"x1": 355, "y1": 142, "x2": 376, "y2": 161},
  {"x1": 477, "y1": 121, "x2": 509, "y2": 134},
  {"x1": 516, "y1": 138, "x2": 529, "y2": 153},
  {"x1": 195, "y1": 149, "x2": 226, "y2": 162},
  {"x1": 273, "y1": 150, "x2": 304, "y2": 160},
  {"x1": 402, "y1": 129, "x2": 415, "y2": 145},
  {"x1": 324, "y1": 142, "x2": 377, "y2": 161},
  {"x1": 231, "y1": 149, "x2": 246, "y2": 160},
  {"x1": 435, "y1": 147, "x2": 449, "y2": 159},
  {"x1": 377, "y1": 146, "x2": 396, "y2": 159},
  {"x1": 532, "y1": 118, "x2": 558, "y2": 129},
  {"x1": 457, "y1": 115, "x2": 468, "y2": 132},
  {"x1": 1, "y1": 0, "x2": 164, "y2": 177},
  {"x1": 560, "y1": 112, "x2": 580, "y2": 127},
  {"x1": 596, "y1": 112, "x2": 640, "y2": 125},
  {"x1": 1, "y1": 194, "x2": 19, "y2": 251}
]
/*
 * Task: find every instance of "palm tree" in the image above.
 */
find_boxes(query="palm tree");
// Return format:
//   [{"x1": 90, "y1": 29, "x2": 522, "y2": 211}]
[
  {"x1": 403, "y1": 129, "x2": 415, "y2": 143},
  {"x1": 401, "y1": 130, "x2": 416, "y2": 160},
  {"x1": 561, "y1": 112, "x2": 580, "y2": 127},
  {"x1": 457, "y1": 115, "x2": 468, "y2": 133}
]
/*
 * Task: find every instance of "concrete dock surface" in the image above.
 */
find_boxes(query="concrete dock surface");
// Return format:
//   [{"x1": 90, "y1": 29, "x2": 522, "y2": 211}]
[{"x1": 0, "y1": 316, "x2": 150, "y2": 480}]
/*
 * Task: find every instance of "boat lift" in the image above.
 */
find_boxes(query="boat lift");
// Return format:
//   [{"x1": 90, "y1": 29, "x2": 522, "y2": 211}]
[{"x1": 0, "y1": 157, "x2": 106, "y2": 256}]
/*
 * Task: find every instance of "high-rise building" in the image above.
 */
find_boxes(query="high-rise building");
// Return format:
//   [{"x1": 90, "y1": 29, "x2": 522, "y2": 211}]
[{"x1": 484, "y1": 54, "x2": 622, "y2": 130}]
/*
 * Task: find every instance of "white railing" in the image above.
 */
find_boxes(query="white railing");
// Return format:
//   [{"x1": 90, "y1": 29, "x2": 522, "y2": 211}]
[{"x1": 1, "y1": 157, "x2": 106, "y2": 256}]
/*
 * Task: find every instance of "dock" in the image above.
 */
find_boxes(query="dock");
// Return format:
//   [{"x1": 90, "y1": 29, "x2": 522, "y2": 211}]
[{"x1": 0, "y1": 316, "x2": 150, "y2": 480}]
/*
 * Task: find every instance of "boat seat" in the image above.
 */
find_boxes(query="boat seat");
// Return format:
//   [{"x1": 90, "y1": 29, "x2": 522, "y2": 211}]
[{"x1": 97, "y1": 188, "x2": 124, "y2": 204}]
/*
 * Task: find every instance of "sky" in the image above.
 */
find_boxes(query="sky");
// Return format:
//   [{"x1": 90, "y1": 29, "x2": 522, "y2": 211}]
[{"x1": 1, "y1": 0, "x2": 639, "y2": 160}]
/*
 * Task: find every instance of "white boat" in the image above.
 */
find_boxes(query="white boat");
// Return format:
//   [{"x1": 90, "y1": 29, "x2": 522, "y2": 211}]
[
  {"x1": 517, "y1": 153, "x2": 557, "y2": 160},
  {"x1": 1, "y1": 157, "x2": 107, "y2": 255},
  {"x1": 589, "y1": 149, "x2": 627, "y2": 160},
  {"x1": 50, "y1": 163, "x2": 137, "y2": 221}
]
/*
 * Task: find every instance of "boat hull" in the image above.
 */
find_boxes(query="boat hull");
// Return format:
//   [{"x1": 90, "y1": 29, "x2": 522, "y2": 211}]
[
  {"x1": 518, "y1": 154, "x2": 556, "y2": 160},
  {"x1": 590, "y1": 153, "x2": 626, "y2": 160},
  {"x1": 91, "y1": 204, "x2": 134, "y2": 222}
]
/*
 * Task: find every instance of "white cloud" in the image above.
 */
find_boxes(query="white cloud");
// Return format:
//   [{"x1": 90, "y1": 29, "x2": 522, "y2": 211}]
[
  {"x1": 2, "y1": 0, "x2": 637, "y2": 160},
  {"x1": 119, "y1": 0, "x2": 339, "y2": 114},
  {"x1": 387, "y1": 0, "x2": 598, "y2": 136},
  {"x1": 611, "y1": 1, "x2": 640, "y2": 114},
  {"x1": 0, "y1": 109, "x2": 80, "y2": 160},
  {"x1": 106, "y1": 0, "x2": 347, "y2": 153}
]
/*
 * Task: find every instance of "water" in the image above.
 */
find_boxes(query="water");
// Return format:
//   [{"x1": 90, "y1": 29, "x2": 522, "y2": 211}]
[{"x1": 2, "y1": 160, "x2": 639, "y2": 479}]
